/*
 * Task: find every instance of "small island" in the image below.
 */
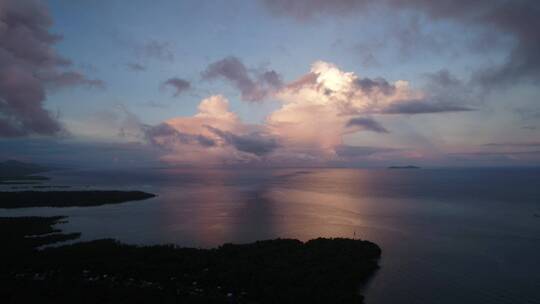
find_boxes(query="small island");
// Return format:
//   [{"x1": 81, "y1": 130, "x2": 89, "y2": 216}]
[
  {"x1": 0, "y1": 191, "x2": 156, "y2": 208},
  {"x1": 0, "y1": 160, "x2": 51, "y2": 185},
  {"x1": 387, "y1": 165, "x2": 420, "y2": 169},
  {"x1": 1, "y1": 216, "x2": 381, "y2": 303}
]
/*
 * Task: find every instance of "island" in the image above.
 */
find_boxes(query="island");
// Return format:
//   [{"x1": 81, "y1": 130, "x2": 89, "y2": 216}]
[
  {"x1": 0, "y1": 160, "x2": 51, "y2": 185},
  {"x1": 0, "y1": 216, "x2": 381, "y2": 303},
  {"x1": 0, "y1": 191, "x2": 156, "y2": 208}
]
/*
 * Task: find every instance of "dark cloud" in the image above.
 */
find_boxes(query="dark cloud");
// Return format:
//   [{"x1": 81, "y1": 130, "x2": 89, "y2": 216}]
[
  {"x1": 263, "y1": 0, "x2": 540, "y2": 85},
  {"x1": 162, "y1": 77, "x2": 191, "y2": 97},
  {"x1": 382, "y1": 100, "x2": 474, "y2": 114},
  {"x1": 334, "y1": 145, "x2": 398, "y2": 157},
  {"x1": 41, "y1": 71, "x2": 105, "y2": 89},
  {"x1": 355, "y1": 77, "x2": 396, "y2": 95},
  {"x1": 397, "y1": 1, "x2": 540, "y2": 86},
  {"x1": 126, "y1": 62, "x2": 146, "y2": 72},
  {"x1": 145, "y1": 123, "x2": 215, "y2": 148},
  {"x1": 421, "y1": 69, "x2": 481, "y2": 108},
  {"x1": 284, "y1": 72, "x2": 319, "y2": 91},
  {"x1": 0, "y1": 0, "x2": 103, "y2": 137},
  {"x1": 259, "y1": 70, "x2": 283, "y2": 88},
  {"x1": 425, "y1": 69, "x2": 461, "y2": 88},
  {"x1": 202, "y1": 56, "x2": 282, "y2": 102},
  {"x1": 137, "y1": 40, "x2": 174, "y2": 62},
  {"x1": 138, "y1": 100, "x2": 168, "y2": 109},
  {"x1": 206, "y1": 125, "x2": 279, "y2": 156},
  {"x1": 346, "y1": 117, "x2": 389, "y2": 133}
]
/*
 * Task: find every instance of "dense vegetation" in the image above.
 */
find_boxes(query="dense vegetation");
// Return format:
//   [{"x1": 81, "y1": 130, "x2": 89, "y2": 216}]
[
  {"x1": 0, "y1": 216, "x2": 381, "y2": 303},
  {"x1": 0, "y1": 191, "x2": 156, "y2": 208}
]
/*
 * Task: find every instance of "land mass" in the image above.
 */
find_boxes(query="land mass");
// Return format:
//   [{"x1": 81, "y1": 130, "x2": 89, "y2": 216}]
[
  {"x1": 0, "y1": 160, "x2": 49, "y2": 177},
  {"x1": 0, "y1": 160, "x2": 51, "y2": 185},
  {"x1": 0, "y1": 216, "x2": 381, "y2": 303},
  {"x1": 0, "y1": 191, "x2": 156, "y2": 208}
]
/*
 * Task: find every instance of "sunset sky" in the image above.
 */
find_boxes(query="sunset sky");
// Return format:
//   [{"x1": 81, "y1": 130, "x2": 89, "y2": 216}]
[{"x1": 1, "y1": 0, "x2": 539, "y2": 167}]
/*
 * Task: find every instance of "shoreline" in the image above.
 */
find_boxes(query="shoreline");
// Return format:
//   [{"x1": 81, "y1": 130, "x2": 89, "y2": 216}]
[
  {"x1": 1, "y1": 215, "x2": 381, "y2": 303},
  {"x1": 0, "y1": 190, "x2": 156, "y2": 208}
]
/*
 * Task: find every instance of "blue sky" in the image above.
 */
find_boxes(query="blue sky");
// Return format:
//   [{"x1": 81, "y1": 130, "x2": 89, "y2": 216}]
[{"x1": 1, "y1": 0, "x2": 539, "y2": 167}]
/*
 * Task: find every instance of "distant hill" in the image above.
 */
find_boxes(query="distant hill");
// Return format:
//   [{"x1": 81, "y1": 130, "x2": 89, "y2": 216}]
[
  {"x1": 0, "y1": 160, "x2": 49, "y2": 177},
  {"x1": 387, "y1": 165, "x2": 420, "y2": 169}
]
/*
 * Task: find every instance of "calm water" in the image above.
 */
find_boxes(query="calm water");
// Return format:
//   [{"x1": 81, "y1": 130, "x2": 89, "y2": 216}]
[{"x1": 2, "y1": 168, "x2": 540, "y2": 304}]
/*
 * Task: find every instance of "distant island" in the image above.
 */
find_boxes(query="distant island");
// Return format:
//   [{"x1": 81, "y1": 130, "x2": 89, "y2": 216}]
[
  {"x1": 0, "y1": 160, "x2": 49, "y2": 178},
  {"x1": 1, "y1": 216, "x2": 381, "y2": 303},
  {"x1": 0, "y1": 160, "x2": 51, "y2": 185},
  {"x1": 388, "y1": 165, "x2": 420, "y2": 169},
  {"x1": 0, "y1": 191, "x2": 156, "y2": 208}
]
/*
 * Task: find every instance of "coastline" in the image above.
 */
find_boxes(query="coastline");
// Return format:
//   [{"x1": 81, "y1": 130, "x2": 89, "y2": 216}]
[
  {"x1": 1, "y1": 215, "x2": 381, "y2": 303},
  {"x1": 0, "y1": 191, "x2": 156, "y2": 208}
]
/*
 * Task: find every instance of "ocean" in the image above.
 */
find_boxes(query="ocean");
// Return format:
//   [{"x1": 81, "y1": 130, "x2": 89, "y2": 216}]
[{"x1": 1, "y1": 167, "x2": 539, "y2": 303}]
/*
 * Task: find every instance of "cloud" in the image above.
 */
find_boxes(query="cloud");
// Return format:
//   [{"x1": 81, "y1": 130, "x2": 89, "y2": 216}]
[
  {"x1": 262, "y1": 0, "x2": 540, "y2": 85},
  {"x1": 262, "y1": 0, "x2": 372, "y2": 21},
  {"x1": 266, "y1": 60, "x2": 458, "y2": 157},
  {"x1": 398, "y1": 1, "x2": 540, "y2": 86},
  {"x1": 448, "y1": 141, "x2": 540, "y2": 164},
  {"x1": 202, "y1": 56, "x2": 282, "y2": 102},
  {"x1": 162, "y1": 77, "x2": 191, "y2": 97},
  {"x1": 382, "y1": 100, "x2": 473, "y2": 114},
  {"x1": 65, "y1": 105, "x2": 144, "y2": 141},
  {"x1": 0, "y1": 0, "x2": 103, "y2": 137},
  {"x1": 144, "y1": 95, "x2": 276, "y2": 165},
  {"x1": 136, "y1": 39, "x2": 174, "y2": 62},
  {"x1": 147, "y1": 61, "x2": 467, "y2": 166},
  {"x1": 41, "y1": 71, "x2": 105, "y2": 89},
  {"x1": 206, "y1": 125, "x2": 279, "y2": 156},
  {"x1": 484, "y1": 142, "x2": 540, "y2": 147},
  {"x1": 126, "y1": 62, "x2": 146, "y2": 72},
  {"x1": 355, "y1": 77, "x2": 396, "y2": 95},
  {"x1": 138, "y1": 100, "x2": 169, "y2": 109},
  {"x1": 145, "y1": 123, "x2": 215, "y2": 148},
  {"x1": 346, "y1": 117, "x2": 389, "y2": 133}
]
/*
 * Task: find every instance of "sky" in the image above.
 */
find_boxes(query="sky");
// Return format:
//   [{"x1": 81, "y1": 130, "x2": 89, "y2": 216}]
[{"x1": 1, "y1": 0, "x2": 539, "y2": 168}]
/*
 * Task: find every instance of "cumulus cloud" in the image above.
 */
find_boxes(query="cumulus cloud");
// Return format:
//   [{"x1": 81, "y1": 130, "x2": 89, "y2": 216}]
[
  {"x1": 146, "y1": 60, "x2": 473, "y2": 166},
  {"x1": 202, "y1": 56, "x2": 282, "y2": 102},
  {"x1": 144, "y1": 95, "x2": 276, "y2": 165},
  {"x1": 162, "y1": 77, "x2": 191, "y2": 97},
  {"x1": 266, "y1": 61, "x2": 465, "y2": 158},
  {"x1": 0, "y1": 0, "x2": 103, "y2": 137}
]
